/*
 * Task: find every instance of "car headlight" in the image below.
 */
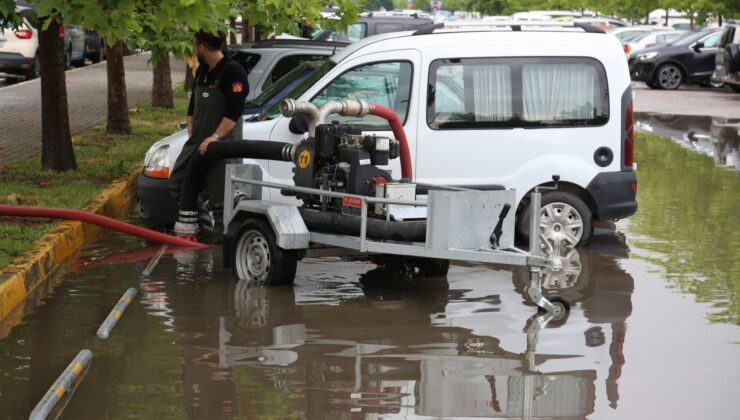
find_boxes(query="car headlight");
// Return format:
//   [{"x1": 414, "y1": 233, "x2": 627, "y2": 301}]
[
  {"x1": 143, "y1": 145, "x2": 170, "y2": 178},
  {"x1": 637, "y1": 52, "x2": 658, "y2": 61}
]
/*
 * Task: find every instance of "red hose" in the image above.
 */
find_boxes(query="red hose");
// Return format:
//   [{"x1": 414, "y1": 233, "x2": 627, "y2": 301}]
[
  {"x1": 367, "y1": 104, "x2": 413, "y2": 180},
  {"x1": 0, "y1": 205, "x2": 210, "y2": 249}
]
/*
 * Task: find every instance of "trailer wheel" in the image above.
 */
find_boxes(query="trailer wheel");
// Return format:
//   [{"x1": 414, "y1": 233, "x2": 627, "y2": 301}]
[
  {"x1": 538, "y1": 295, "x2": 570, "y2": 327},
  {"x1": 231, "y1": 218, "x2": 297, "y2": 285}
]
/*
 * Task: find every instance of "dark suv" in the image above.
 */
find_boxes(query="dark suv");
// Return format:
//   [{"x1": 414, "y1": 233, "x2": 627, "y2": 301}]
[
  {"x1": 309, "y1": 12, "x2": 433, "y2": 43},
  {"x1": 629, "y1": 28, "x2": 723, "y2": 89}
]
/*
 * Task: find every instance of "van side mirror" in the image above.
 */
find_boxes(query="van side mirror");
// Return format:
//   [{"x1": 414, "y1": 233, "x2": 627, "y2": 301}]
[
  {"x1": 288, "y1": 114, "x2": 309, "y2": 135},
  {"x1": 693, "y1": 41, "x2": 704, "y2": 52}
]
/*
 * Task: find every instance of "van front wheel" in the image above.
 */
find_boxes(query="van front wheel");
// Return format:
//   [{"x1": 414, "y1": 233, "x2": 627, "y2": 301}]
[{"x1": 518, "y1": 191, "x2": 593, "y2": 249}]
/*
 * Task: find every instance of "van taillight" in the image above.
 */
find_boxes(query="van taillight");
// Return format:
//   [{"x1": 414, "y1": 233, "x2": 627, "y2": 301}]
[
  {"x1": 624, "y1": 101, "x2": 634, "y2": 167},
  {"x1": 14, "y1": 29, "x2": 32, "y2": 39},
  {"x1": 623, "y1": 44, "x2": 631, "y2": 54}
]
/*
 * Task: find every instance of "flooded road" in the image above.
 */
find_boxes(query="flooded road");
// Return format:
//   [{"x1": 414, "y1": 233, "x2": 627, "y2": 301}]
[
  {"x1": 636, "y1": 113, "x2": 740, "y2": 170},
  {"x1": 1, "y1": 131, "x2": 739, "y2": 419}
]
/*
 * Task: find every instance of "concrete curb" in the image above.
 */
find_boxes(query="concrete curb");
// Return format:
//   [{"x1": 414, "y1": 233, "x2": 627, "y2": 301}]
[{"x1": 0, "y1": 164, "x2": 143, "y2": 326}]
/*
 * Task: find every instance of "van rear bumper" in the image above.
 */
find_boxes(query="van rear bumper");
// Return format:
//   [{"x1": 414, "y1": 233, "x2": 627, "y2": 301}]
[{"x1": 587, "y1": 171, "x2": 638, "y2": 220}]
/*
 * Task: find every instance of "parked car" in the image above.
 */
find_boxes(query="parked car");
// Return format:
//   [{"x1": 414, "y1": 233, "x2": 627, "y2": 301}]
[
  {"x1": 241, "y1": 61, "x2": 324, "y2": 118},
  {"x1": 573, "y1": 17, "x2": 627, "y2": 30},
  {"x1": 63, "y1": 24, "x2": 86, "y2": 68},
  {"x1": 0, "y1": 15, "x2": 39, "y2": 81},
  {"x1": 229, "y1": 39, "x2": 347, "y2": 101},
  {"x1": 622, "y1": 30, "x2": 684, "y2": 56},
  {"x1": 609, "y1": 25, "x2": 672, "y2": 41},
  {"x1": 139, "y1": 23, "x2": 638, "y2": 248},
  {"x1": 309, "y1": 12, "x2": 433, "y2": 43},
  {"x1": 139, "y1": 42, "x2": 344, "y2": 224},
  {"x1": 712, "y1": 24, "x2": 740, "y2": 92},
  {"x1": 629, "y1": 28, "x2": 723, "y2": 89},
  {"x1": 84, "y1": 29, "x2": 103, "y2": 63}
]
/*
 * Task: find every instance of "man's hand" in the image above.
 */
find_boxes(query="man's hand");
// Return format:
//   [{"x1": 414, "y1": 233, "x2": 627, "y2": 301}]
[{"x1": 198, "y1": 135, "x2": 218, "y2": 155}]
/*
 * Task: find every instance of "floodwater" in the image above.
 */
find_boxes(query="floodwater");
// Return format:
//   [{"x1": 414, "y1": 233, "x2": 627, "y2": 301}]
[
  {"x1": 0, "y1": 125, "x2": 739, "y2": 419},
  {"x1": 635, "y1": 112, "x2": 740, "y2": 170}
]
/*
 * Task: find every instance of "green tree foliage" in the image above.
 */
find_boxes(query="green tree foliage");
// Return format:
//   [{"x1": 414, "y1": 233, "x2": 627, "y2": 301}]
[
  {"x1": 234, "y1": 0, "x2": 363, "y2": 37},
  {"x1": 0, "y1": 0, "x2": 22, "y2": 27},
  {"x1": 33, "y1": 0, "x2": 230, "y2": 45}
]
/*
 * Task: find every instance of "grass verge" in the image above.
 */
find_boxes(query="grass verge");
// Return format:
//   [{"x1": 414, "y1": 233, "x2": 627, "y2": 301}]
[{"x1": 0, "y1": 87, "x2": 188, "y2": 268}]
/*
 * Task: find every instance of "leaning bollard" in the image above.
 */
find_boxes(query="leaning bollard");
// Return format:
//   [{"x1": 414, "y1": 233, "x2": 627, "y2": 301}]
[
  {"x1": 29, "y1": 349, "x2": 93, "y2": 420},
  {"x1": 96, "y1": 288, "x2": 137, "y2": 340}
]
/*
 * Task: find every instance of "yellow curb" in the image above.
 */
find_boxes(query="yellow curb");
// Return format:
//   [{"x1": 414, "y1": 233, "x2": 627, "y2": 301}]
[{"x1": 0, "y1": 164, "x2": 143, "y2": 327}]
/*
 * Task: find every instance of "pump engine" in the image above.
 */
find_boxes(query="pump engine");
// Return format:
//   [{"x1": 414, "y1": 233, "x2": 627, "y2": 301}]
[{"x1": 290, "y1": 121, "x2": 401, "y2": 213}]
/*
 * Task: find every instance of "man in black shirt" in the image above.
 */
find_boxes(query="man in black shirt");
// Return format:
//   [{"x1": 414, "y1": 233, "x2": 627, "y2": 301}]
[{"x1": 170, "y1": 30, "x2": 248, "y2": 237}]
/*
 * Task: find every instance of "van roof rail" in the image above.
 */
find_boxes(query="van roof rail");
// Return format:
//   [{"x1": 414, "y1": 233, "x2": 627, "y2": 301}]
[
  {"x1": 249, "y1": 39, "x2": 350, "y2": 49},
  {"x1": 412, "y1": 20, "x2": 605, "y2": 36}
]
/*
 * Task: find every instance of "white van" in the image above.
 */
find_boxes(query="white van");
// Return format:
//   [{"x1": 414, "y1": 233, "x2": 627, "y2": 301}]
[{"x1": 140, "y1": 22, "x2": 638, "y2": 247}]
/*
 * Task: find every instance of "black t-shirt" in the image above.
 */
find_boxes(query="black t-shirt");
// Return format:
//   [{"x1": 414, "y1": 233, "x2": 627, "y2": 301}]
[{"x1": 187, "y1": 55, "x2": 249, "y2": 122}]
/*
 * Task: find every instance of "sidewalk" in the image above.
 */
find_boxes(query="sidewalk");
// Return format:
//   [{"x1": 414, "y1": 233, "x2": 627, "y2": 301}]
[{"x1": 0, "y1": 53, "x2": 185, "y2": 164}]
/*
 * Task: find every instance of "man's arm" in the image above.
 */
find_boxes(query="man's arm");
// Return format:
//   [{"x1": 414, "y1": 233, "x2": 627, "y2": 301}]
[
  {"x1": 186, "y1": 82, "x2": 195, "y2": 137},
  {"x1": 198, "y1": 117, "x2": 237, "y2": 154}
]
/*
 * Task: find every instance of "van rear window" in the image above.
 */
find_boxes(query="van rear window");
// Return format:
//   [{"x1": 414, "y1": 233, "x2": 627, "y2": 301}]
[{"x1": 427, "y1": 57, "x2": 609, "y2": 129}]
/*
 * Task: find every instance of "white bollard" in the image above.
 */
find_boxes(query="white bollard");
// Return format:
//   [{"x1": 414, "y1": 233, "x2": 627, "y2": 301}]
[
  {"x1": 29, "y1": 349, "x2": 93, "y2": 420},
  {"x1": 96, "y1": 288, "x2": 137, "y2": 340}
]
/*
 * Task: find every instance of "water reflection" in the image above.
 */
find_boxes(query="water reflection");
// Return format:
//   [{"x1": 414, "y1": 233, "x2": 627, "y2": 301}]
[
  {"x1": 635, "y1": 113, "x2": 740, "y2": 170},
  {"x1": 629, "y1": 120, "x2": 740, "y2": 324},
  {"x1": 0, "y1": 230, "x2": 639, "y2": 419},
  {"x1": 147, "y1": 239, "x2": 632, "y2": 418}
]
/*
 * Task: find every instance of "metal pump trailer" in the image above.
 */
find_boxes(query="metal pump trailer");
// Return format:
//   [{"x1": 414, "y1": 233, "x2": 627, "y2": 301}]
[{"x1": 219, "y1": 99, "x2": 569, "y2": 318}]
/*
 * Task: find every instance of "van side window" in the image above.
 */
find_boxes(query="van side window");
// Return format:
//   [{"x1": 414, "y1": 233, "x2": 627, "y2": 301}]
[
  {"x1": 522, "y1": 64, "x2": 601, "y2": 122},
  {"x1": 428, "y1": 57, "x2": 608, "y2": 129},
  {"x1": 312, "y1": 61, "x2": 413, "y2": 128}
]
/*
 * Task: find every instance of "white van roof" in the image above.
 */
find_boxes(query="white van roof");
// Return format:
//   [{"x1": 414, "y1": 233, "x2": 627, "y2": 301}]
[{"x1": 331, "y1": 22, "x2": 618, "y2": 65}]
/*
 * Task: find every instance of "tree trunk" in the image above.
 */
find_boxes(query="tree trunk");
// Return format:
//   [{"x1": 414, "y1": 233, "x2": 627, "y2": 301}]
[
  {"x1": 105, "y1": 40, "x2": 131, "y2": 134},
  {"x1": 151, "y1": 51, "x2": 173, "y2": 108},
  {"x1": 38, "y1": 18, "x2": 76, "y2": 171},
  {"x1": 241, "y1": 16, "x2": 250, "y2": 43}
]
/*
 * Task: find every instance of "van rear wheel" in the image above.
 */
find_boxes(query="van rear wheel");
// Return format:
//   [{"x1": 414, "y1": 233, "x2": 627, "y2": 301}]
[{"x1": 518, "y1": 191, "x2": 593, "y2": 249}]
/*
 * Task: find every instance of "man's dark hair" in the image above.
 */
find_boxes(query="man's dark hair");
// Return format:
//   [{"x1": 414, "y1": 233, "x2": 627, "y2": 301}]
[{"x1": 194, "y1": 30, "x2": 226, "y2": 51}]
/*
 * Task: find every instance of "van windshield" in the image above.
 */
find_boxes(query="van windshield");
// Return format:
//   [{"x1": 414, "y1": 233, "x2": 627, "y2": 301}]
[{"x1": 263, "y1": 60, "x2": 336, "y2": 119}]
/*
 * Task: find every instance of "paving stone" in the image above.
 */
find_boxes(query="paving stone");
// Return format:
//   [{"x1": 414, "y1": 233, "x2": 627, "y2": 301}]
[{"x1": 0, "y1": 53, "x2": 185, "y2": 164}]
